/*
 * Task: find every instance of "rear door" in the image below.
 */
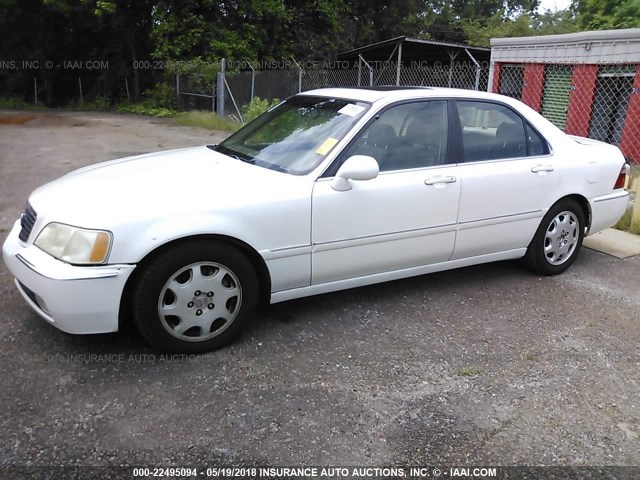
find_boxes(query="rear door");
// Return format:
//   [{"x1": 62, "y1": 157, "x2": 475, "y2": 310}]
[{"x1": 451, "y1": 99, "x2": 559, "y2": 260}]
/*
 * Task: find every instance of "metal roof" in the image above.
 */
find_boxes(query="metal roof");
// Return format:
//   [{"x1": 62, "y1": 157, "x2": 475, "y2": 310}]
[
  {"x1": 338, "y1": 36, "x2": 491, "y2": 65},
  {"x1": 491, "y1": 28, "x2": 640, "y2": 47},
  {"x1": 490, "y1": 28, "x2": 640, "y2": 64}
]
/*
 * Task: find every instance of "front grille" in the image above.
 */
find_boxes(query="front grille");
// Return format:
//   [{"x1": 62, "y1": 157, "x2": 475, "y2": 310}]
[{"x1": 18, "y1": 203, "x2": 37, "y2": 242}]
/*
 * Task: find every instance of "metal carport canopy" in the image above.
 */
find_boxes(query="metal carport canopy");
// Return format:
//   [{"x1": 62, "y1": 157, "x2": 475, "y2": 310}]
[
  {"x1": 338, "y1": 36, "x2": 491, "y2": 66},
  {"x1": 338, "y1": 36, "x2": 490, "y2": 86}
]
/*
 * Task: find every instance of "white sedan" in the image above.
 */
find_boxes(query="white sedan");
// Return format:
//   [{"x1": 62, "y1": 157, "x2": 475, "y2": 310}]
[{"x1": 2, "y1": 87, "x2": 630, "y2": 352}]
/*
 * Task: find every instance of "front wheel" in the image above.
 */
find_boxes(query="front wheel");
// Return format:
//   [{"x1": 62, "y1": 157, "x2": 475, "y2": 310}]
[
  {"x1": 131, "y1": 240, "x2": 259, "y2": 353},
  {"x1": 522, "y1": 198, "x2": 585, "y2": 276}
]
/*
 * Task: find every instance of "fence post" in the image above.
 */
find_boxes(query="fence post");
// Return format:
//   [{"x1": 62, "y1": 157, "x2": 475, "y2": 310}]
[
  {"x1": 447, "y1": 51, "x2": 458, "y2": 88},
  {"x1": 245, "y1": 60, "x2": 256, "y2": 101},
  {"x1": 176, "y1": 72, "x2": 180, "y2": 96},
  {"x1": 216, "y1": 58, "x2": 226, "y2": 117},
  {"x1": 79, "y1": 77, "x2": 83, "y2": 106},
  {"x1": 464, "y1": 48, "x2": 481, "y2": 91},
  {"x1": 291, "y1": 57, "x2": 302, "y2": 93},
  {"x1": 125, "y1": 78, "x2": 130, "y2": 101},
  {"x1": 223, "y1": 75, "x2": 244, "y2": 123},
  {"x1": 396, "y1": 41, "x2": 403, "y2": 86},
  {"x1": 34, "y1": 77, "x2": 38, "y2": 105},
  {"x1": 359, "y1": 55, "x2": 374, "y2": 87}
]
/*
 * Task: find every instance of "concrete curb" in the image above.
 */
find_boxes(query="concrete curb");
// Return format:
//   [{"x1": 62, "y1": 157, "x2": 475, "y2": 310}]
[{"x1": 583, "y1": 228, "x2": 640, "y2": 258}]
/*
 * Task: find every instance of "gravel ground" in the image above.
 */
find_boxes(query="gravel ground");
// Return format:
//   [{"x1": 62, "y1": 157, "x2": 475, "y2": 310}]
[{"x1": 1, "y1": 111, "x2": 639, "y2": 473}]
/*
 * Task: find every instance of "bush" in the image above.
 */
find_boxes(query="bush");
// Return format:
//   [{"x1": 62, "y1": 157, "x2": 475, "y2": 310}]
[
  {"x1": 144, "y1": 82, "x2": 178, "y2": 110},
  {"x1": 0, "y1": 97, "x2": 47, "y2": 110},
  {"x1": 68, "y1": 96, "x2": 112, "y2": 111},
  {"x1": 116, "y1": 102, "x2": 177, "y2": 118},
  {"x1": 114, "y1": 82, "x2": 179, "y2": 117},
  {"x1": 242, "y1": 96, "x2": 280, "y2": 123},
  {"x1": 174, "y1": 111, "x2": 241, "y2": 132}
]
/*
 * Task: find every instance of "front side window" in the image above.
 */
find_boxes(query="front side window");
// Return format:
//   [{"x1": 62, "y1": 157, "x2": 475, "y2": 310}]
[
  {"x1": 213, "y1": 95, "x2": 370, "y2": 175},
  {"x1": 338, "y1": 100, "x2": 449, "y2": 172},
  {"x1": 457, "y1": 100, "x2": 549, "y2": 162}
]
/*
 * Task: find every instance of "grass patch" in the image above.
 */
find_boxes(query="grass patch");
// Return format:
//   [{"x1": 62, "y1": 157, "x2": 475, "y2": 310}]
[
  {"x1": 67, "y1": 97, "x2": 112, "y2": 112},
  {"x1": 614, "y1": 166, "x2": 640, "y2": 235},
  {"x1": 116, "y1": 102, "x2": 178, "y2": 118},
  {"x1": 453, "y1": 367, "x2": 482, "y2": 377},
  {"x1": 174, "y1": 111, "x2": 241, "y2": 132},
  {"x1": 0, "y1": 97, "x2": 48, "y2": 110}
]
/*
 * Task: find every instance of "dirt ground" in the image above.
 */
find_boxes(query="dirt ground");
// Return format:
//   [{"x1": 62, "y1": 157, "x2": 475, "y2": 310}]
[{"x1": 1, "y1": 111, "x2": 639, "y2": 475}]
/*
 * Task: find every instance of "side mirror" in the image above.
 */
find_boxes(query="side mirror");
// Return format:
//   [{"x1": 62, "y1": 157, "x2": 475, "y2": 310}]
[{"x1": 331, "y1": 155, "x2": 379, "y2": 192}]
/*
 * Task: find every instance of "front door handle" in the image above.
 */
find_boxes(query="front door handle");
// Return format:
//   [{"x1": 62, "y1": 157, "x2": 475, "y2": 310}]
[
  {"x1": 425, "y1": 175, "x2": 457, "y2": 185},
  {"x1": 531, "y1": 164, "x2": 554, "y2": 173}
]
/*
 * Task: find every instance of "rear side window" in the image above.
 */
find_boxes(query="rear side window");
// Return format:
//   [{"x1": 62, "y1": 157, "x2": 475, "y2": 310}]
[{"x1": 456, "y1": 101, "x2": 549, "y2": 162}]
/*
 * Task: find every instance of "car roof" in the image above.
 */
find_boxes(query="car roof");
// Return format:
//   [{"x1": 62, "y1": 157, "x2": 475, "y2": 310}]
[{"x1": 301, "y1": 87, "x2": 512, "y2": 104}]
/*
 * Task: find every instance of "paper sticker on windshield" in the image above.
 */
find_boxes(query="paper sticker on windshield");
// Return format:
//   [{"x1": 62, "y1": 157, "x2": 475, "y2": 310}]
[
  {"x1": 338, "y1": 104, "x2": 366, "y2": 117},
  {"x1": 316, "y1": 137, "x2": 339, "y2": 156}
]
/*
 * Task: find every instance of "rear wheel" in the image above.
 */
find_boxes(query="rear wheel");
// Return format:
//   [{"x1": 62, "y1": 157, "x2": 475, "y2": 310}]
[
  {"x1": 132, "y1": 240, "x2": 258, "y2": 353},
  {"x1": 522, "y1": 198, "x2": 585, "y2": 275}
]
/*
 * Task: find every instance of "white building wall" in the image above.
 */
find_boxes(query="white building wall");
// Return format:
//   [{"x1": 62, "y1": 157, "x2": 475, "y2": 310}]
[{"x1": 490, "y1": 29, "x2": 640, "y2": 65}]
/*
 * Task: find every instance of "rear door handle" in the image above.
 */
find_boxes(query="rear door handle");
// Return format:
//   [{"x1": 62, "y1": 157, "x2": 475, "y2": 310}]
[
  {"x1": 425, "y1": 175, "x2": 457, "y2": 185},
  {"x1": 531, "y1": 165, "x2": 554, "y2": 173}
]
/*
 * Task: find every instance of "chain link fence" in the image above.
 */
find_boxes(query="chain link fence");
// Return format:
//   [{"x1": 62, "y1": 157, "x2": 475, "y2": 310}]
[
  {"x1": 218, "y1": 62, "x2": 490, "y2": 117},
  {"x1": 495, "y1": 62, "x2": 640, "y2": 164}
]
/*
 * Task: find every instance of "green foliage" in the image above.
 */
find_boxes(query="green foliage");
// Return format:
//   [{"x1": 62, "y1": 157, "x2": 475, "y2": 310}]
[
  {"x1": 143, "y1": 83, "x2": 178, "y2": 110},
  {"x1": 116, "y1": 102, "x2": 177, "y2": 118},
  {"x1": 461, "y1": 9, "x2": 579, "y2": 47},
  {"x1": 573, "y1": 0, "x2": 640, "y2": 29},
  {"x1": 453, "y1": 367, "x2": 482, "y2": 377},
  {"x1": 615, "y1": 208, "x2": 633, "y2": 232},
  {"x1": 0, "y1": 97, "x2": 47, "y2": 110},
  {"x1": 242, "y1": 97, "x2": 280, "y2": 123},
  {"x1": 174, "y1": 111, "x2": 241, "y2": 131},
  {"x1": 67, "y1": 96, "x2": 112, "y2": 111},
  {"x1": 614, "y1": 168, "x2": 640, "y2": 235}
]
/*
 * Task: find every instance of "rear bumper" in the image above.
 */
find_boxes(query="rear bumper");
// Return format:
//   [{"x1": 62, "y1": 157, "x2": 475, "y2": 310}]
[
  {"x1": 589, "y1": 190, "x2": 630, "y2": 235},
  {"x1": 2, "y1": 220, "x2": 135, "y2": 334}
]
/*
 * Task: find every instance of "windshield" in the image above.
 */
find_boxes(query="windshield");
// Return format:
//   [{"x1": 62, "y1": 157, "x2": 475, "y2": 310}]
[{"x1": 213, "y1": 95, "x2": 370, "y2": 175}]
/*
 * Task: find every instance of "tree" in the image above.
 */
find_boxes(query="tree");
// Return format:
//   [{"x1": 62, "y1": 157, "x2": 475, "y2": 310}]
[
  {"x1": 573, "y1": 0, "x2": 640, "y2": 29},
  {"x1": 45, "y1": 0, "x2": 156, "y2": 101},
  {"x1": 460, "y1": 8, "x2": 579, "y2": 47}
]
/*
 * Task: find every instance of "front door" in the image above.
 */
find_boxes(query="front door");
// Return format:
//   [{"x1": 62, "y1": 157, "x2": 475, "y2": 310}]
[{"x1": 311, "y1": 100, "x2": 461, "y2": 285}]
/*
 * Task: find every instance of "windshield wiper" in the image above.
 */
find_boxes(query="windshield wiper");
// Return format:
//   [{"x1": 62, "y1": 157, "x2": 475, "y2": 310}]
[
  {"x1": 230, "y1": 154, "x2": 255, "y2": 164},
  {"x1": 209, "y1": 144, "x2": 255, "y2": 164}
]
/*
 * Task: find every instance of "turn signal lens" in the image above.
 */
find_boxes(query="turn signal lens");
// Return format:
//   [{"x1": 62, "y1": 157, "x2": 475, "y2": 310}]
[{"x1": 89, "y1": 232, "x2": 111, "y2": 263}]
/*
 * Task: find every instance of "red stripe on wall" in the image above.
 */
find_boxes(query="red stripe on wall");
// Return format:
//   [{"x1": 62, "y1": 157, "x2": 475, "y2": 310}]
[
  {"x1": 619, "y1": 65, "x2": 640, "y2": 164},
  {"x1": 492, "y1": 63, "x2": 501, "y2": 94},
  {"x1": 521, "y1": 64, "x2": 545, "y2": 112},
  {"x1": 566, "y1": 64, "x2": 598, "y2": 137}
]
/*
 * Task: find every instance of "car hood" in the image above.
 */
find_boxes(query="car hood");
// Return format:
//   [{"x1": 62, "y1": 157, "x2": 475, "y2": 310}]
[{"x1": 29, "y1": 146, "x2": 294, "y2": 227}]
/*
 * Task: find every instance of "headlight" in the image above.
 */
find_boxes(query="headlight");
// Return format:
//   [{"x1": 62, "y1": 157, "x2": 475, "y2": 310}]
[{"x1": 34, "y1": 223, "x2": 112, "y2": 264}]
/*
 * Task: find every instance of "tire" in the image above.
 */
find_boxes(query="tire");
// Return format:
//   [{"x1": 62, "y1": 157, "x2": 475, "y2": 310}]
[
  {"x1": 132, "y1": 239, "x2": 259, "y2": 353},
  {"x1": 522, "y1": 198, "x2": 585, "y2": 276}
]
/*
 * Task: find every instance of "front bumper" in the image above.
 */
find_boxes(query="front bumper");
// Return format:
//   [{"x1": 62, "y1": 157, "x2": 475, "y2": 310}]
[{"x1": 2, "y1": 220, "x2": 135, "y2": 334}]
